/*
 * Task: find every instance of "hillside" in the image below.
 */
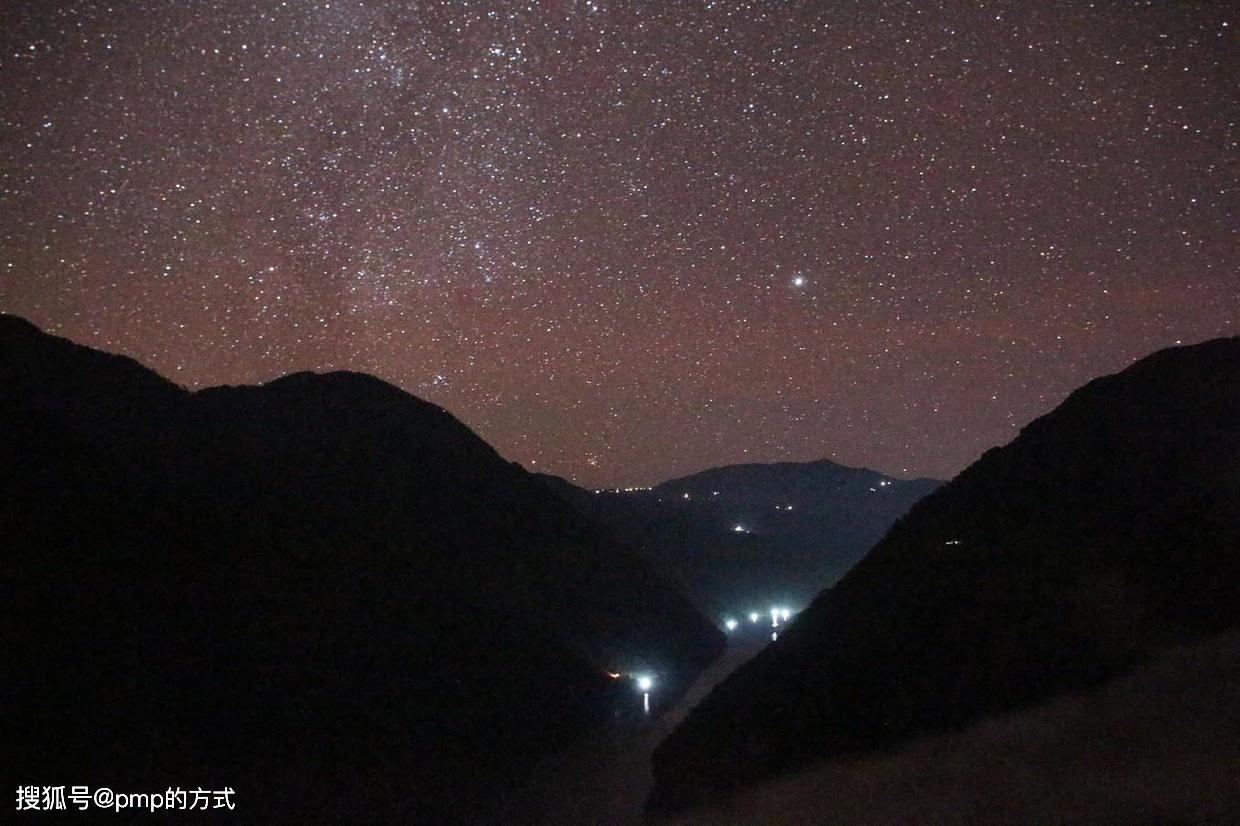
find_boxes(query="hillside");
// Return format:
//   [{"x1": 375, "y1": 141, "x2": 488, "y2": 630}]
[
  {"x1": 667, "y1": 631, "x2": 1240, "y2": 825},
  {"x1": 540, "y1": 462, "x2": 939, "y2": 617},
  {"x1": 649, "y1": 337, "x2": 1240, "y2": 811},
  {"x1": 0, "y1": 314, "x2": 723, "y2": 823}
]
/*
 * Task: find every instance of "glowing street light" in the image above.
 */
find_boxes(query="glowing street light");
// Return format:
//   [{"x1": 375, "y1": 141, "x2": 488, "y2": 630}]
[
  {"x1": 780, "y1": 608, "x2": 791, "y2": 621},
  {"x1": 749, "y1": 612, "x2": 760, "y2": 624},
  {"x1": 635, "y1": 674, "x2": 654, "y2": 713},
  {"x1": 770, "y1": 607, "x2": 781, "y2": 628},
  {"x1": 724, "y1": 618, "x2": 738, "y2": 631}
]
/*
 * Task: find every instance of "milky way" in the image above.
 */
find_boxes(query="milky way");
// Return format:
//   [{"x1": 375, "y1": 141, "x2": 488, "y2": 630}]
[{"x1": 2, "y1": 1, "x2": 1236, "y2": 486}]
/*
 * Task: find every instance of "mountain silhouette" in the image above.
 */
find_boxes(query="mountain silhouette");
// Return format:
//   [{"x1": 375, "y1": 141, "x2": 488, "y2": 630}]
[
  {"x1": 0, "y1": 314, "x2": 723, "y2": 823},
  {"x1": 648, "y1": 336, "x2": 1240, "y2": 811},
  {"x1": 540, "y1": 462, "x2": 939, "y2": 617}
]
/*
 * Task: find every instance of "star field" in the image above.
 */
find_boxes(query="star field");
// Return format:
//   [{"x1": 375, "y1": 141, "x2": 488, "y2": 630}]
[{"x1": 1, "y1": 0, "x2": 1236, "y2": 486}]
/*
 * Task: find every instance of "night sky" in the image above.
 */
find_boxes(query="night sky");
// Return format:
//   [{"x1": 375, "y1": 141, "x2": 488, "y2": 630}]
[{"x1": 2, "y1": 1, "x2": 1236, "y2": 487}]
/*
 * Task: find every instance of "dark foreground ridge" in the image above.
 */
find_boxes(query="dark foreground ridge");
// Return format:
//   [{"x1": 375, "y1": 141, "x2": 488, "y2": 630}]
[
  {"x1": 0, "y1": 314, "x2": 723, "y2": 823},
  {"x1": 541, "y1": 461, "x2": 940, "y2": 616},
  {"x1": 649, "y1": 336, "x2": 1240, "y2": 812}
]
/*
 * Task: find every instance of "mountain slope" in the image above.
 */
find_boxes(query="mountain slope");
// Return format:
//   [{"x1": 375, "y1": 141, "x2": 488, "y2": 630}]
[
  {"x1": 649, "y1": 336, "x2": 1240, "y2": 811},
  {"x1": 668, "y1": 631, "x2": 1240, "y2": 825},
  {"x1": 0, "y1": 315, "x2": 723, "y2": 823},
  {"x1": 540, "y1": 462, "x2": 939, "y2": 616}
]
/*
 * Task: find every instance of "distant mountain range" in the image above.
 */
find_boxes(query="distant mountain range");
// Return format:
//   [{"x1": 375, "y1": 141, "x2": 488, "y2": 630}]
[
  {"x1": 649, "y1": 336, "x2": 1240, "y2": 812},
  {"x1": 0, "y1": 315, "x2": 723, "y2": 824},
  {"x1": 539, "y1": 462, "x2": 940, "y2": 617}
]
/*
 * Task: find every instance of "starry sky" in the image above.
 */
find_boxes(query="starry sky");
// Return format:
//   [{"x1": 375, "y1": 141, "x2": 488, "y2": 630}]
[{"x1": 1, "y1": 1, "x2": 1236, "y2": 487}]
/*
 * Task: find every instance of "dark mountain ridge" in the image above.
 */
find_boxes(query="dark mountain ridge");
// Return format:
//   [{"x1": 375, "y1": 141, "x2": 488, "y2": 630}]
[
  {"x1": 1, "y1": 314, "x2": 723, "y2": 823},
  {"x1": 649, "y1": 336, "x2": 1240, "y2": 811},
  {"x1": 540, "y1": 460, "x2": 940, "y2": 617}
]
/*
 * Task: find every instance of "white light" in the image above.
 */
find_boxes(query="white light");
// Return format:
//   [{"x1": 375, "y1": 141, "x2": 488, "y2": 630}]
[
  {"x1": 749, "y1": 612, "x2": 760, "y2": 623},
  {"x1": 733, "y1": 525, "x2": 747, "y2": 533},
  {"x1": 770, "y1": 607, "x2": 780, "y2": 627},
  {"x1": 781, "y1": 608, "x2": 791, "y2": 621},
  {"x1": 724, "y1": 618, "x2": 738, "y2": 631},
  {"x1": 636, "y1": 675, "x2": 653, "y2": 692},
  {"x1": 792, "y1": 274, "x2": 807, "y2": 287}
]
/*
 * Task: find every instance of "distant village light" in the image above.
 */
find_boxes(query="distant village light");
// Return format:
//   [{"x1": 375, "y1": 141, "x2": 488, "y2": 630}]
[{"x1": 636, "y1": 674, "x2": 654, "y2": 714}]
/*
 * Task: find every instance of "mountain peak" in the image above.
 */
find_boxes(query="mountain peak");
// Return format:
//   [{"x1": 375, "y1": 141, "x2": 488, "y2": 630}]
[
  {"x1": 258, "y1": 368, "x2": 441, "y2": 410},
  {"x1": 4, "y1": 317, "x2": 723, "y2": 822}
]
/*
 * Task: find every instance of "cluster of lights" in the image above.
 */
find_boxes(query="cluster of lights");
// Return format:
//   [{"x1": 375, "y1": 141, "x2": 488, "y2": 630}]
[
  {"x1": 592, "y1": 486, "x2": 653, "y2": 494},
  {"x1": 770, "y1": 606, "x2": 793, "y2": 627},
  {"x1": 732, "y1": 524, "x2": 750, "y2": 534},
  {"x1": 775, "y1": 503, "x2": 794, "y2": 511},
  {"x1": 731, "y1": 607, "x2": 793, "y2": 630}
]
